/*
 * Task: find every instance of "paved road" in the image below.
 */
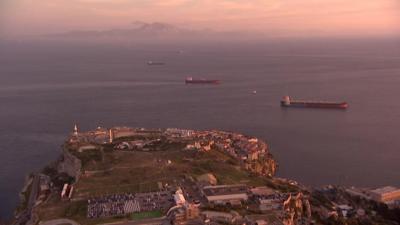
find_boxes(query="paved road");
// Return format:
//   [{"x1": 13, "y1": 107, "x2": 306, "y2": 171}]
[
  {"x1": 102, "y1": 217, "x2": 167, "y2": 225},
  {"x1": 39, "y1": 218, "x2": 80, "y2": 225}
]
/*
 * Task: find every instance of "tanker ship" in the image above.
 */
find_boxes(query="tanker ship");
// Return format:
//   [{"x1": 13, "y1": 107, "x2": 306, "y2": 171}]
[
  {"x1": 280, "y1": 96, "x2": 348, "y2": 109},
  {"x1": 185, "y1": 77, "x2": 220, "y2": 84}
]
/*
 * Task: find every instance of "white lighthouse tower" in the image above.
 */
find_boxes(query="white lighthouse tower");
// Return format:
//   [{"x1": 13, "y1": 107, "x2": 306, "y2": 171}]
[{"x1": 73, "y1": 124, "x2": 79, "y2": 136}]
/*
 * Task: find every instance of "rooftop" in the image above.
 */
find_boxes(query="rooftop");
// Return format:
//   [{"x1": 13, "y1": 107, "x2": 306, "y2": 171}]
[{"x1": 203, "y1": 185, "x2": 247, "y2": 197}]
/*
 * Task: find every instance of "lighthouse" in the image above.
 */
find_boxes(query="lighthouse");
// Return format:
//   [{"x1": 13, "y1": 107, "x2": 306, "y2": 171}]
[
  {"x1": 109, "y1": 129, "x2": 113, "y2": 143},
  {"x1": 73, "y1": 124, "x2": 79, "y2": 136}
]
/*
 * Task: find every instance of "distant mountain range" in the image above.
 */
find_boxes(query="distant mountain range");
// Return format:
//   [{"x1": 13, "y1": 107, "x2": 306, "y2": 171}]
[
  {"x1": 48, "y1": 22, "x2": 207, "y2": 39},
  {"x1": 45, "y1": 21, "x2": 255, "y2": 42}
]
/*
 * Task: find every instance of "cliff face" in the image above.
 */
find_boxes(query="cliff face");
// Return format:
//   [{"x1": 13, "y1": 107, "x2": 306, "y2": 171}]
[
  {"x1": 245, "y1": 155, "x2": 277, "y2": 177},
  {"x1": 57, "y1": 147, "x2": 82, "y2": 182},
  {"x1": 282, "y1": 193, "x2": 312, "y2": 225},
  {"x1": 263, "y1": 154, "x2": 278, "y2": 177}
]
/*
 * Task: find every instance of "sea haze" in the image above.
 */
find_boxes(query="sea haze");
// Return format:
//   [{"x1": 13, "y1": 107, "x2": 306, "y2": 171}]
[{"x1": 0, "y1": 39, "x2": 400, "y2": 219}]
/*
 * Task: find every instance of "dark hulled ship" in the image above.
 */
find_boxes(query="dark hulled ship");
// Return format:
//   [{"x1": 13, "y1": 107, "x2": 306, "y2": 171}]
[
  {"x1": 280, "y1": 96, "x2": 348, "y2": 109},
  {"x1": 185, "y1": 77, "x2": 220, "y2": 84}
]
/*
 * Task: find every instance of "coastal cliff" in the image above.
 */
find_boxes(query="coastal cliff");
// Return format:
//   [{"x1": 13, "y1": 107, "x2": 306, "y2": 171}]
[
  {"x1": 10, "y1": 127, "x2": 400, "y2": 225},
  {"x1": 57, "y1": 146, "x2": 82, "y2": 182}
]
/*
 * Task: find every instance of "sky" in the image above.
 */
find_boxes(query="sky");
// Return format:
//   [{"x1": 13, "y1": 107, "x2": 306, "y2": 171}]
[{"x1": 0, "y1": 0, "x2": 399, "y2": 38}]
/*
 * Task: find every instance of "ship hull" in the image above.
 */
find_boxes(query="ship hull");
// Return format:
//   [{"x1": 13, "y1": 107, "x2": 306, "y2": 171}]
[
  {"x1": 147, "y1": 62, "x2": 165, "y2": 65},
  {"x1": 185, "y1": 80, "x2": 220, "y2": 84},
  {"x1": 281, "y1": 101, "x2": 348, "y2": 109}
]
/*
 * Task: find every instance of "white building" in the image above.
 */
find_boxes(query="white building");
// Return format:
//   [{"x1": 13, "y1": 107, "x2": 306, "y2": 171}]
[{"x1": 202, "y1": 185, "x2": 248, "y2": 204}]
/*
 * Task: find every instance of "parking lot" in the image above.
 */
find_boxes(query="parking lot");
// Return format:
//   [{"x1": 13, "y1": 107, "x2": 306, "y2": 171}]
[{"x1": 87, "y1": 191, "x2": 175, "y2": 218}]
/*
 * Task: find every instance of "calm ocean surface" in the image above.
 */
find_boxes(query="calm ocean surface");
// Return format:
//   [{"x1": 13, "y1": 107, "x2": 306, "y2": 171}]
[{"x1": 1, "y1": 40, "x2": 400, "y2": 219}]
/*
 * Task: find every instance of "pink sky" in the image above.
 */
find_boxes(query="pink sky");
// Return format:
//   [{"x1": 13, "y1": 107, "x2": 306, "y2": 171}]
[{"x1": 1, "y1": 0, "x2": 399, "y2": 38}]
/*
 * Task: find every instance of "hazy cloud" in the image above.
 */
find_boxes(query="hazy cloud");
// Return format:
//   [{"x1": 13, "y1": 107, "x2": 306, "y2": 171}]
[{"x1": 1, "y1": 0, "x2": 399, "y2": 38}]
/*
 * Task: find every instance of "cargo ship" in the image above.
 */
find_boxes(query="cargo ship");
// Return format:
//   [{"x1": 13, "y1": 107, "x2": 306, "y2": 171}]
[
  {"x1": 147, "y1": 61, "x2": 165, "y2": 65},
  {"x1": 280, "y1": 96, "x2": 348, "y2": 109},
  {"x1": 185, "y1": 77, "x2": 220, "y2": 84}
]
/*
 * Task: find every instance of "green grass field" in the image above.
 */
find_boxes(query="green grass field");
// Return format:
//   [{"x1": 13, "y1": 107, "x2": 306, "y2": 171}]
[
  {"x1": 71, "y1": 147, "x2": 276, "y2": 199},
  {"x1": 130, "y1": 210, "x2": 163, "y2": 220}
]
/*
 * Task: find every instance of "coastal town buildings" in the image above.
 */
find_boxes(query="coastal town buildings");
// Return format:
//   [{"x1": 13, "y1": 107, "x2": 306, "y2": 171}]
[{"x1": 369, "y1": 186, "x2": 400, "y2": 203}]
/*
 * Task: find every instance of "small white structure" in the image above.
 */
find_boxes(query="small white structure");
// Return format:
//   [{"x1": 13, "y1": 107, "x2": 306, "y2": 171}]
[
  {"x1": 109, "y1": 129, "x2": 113, "y2": 143},
  {"x1": 248, "y1": 138, "x2": 258, "y2": 143},
  {"x1": 61, "y1": 183, "x2": 73, "y2": 200},
  {"x1": 174, "y1": 188, "x2": 186, "y2": 206},
  {"x1": 61, "y1": 183, "x2": 68, "y2": 198},
  {"x1": 77, "y1": 144, "x2": 97, "y2": 152}
]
